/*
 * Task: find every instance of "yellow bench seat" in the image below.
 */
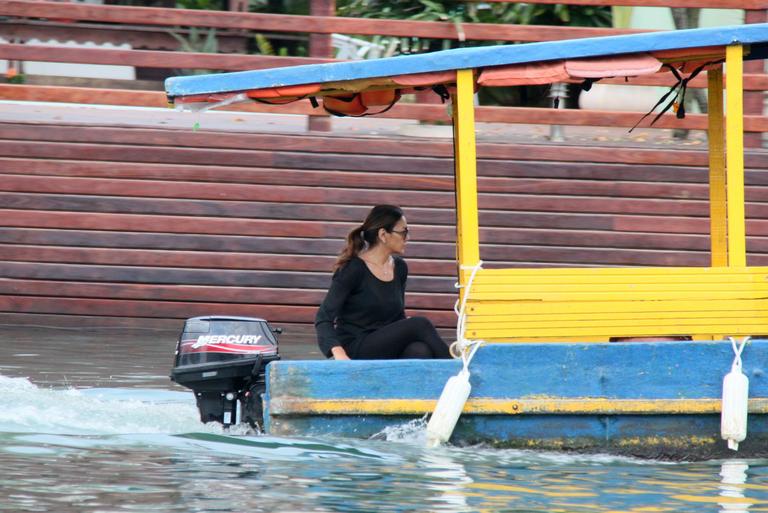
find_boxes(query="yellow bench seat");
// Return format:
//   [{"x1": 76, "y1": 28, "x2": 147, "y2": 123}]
[{"x1": 464, "y1": 266, "x2": 768, "y2": 342}]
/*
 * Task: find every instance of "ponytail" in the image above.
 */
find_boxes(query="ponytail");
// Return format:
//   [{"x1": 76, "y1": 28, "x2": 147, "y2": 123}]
[
  {"x1": 335, "y1": 225, "x2": 366, "y2": 271},
  {"x1": 333, "y1": 205, "x2": 404, "y2": 271}
]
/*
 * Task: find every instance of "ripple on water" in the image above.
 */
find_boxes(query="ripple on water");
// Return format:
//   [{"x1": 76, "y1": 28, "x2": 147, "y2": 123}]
[
  {"x1": 2, "y1": 374, "x2": 768, "y2": 512},
  {"x1": 0, "y1": 374, "x2": 216, "y2": 435}
]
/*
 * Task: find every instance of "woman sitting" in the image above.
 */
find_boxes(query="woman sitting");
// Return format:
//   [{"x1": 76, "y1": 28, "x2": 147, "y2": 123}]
[{"x1": 315, "y1": 204, "x2": 451, "y2": 360}]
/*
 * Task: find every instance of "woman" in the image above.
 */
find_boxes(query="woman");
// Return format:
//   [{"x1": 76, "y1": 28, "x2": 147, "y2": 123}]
[{"x1": 315, "y1": 205, "x2": 452, "y2": 360}]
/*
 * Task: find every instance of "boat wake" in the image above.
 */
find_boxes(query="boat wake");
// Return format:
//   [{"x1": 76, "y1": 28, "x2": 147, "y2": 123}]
[
  {"x1": 370, "y1": 415, "x2": 429, "y2": 444},
  {"x1": 0, "y1": 374, "x2": 215, "y2": 435},
  {"x1": 0, "y1": 374, "x2": 675, "y2": 467},
  {"x1": 0, "y1": 374, "x2": 400, "y2": 463}
]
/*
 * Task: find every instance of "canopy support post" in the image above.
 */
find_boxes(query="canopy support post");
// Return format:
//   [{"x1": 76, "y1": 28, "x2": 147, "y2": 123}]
[
  {"x1": 452, "y1": 69, "x2": 480, "y2": 295},
  {"x1": 708, "y1": 65, "x2": 727, "y2": 267},
  {"x1": 726, "y1": 44, "x2": 747, "y2": 267}
]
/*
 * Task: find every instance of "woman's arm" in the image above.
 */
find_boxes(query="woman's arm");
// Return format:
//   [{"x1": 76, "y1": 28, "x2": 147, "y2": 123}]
[
  {"x1": 397, "y1": 257, "x2": 408, "y2": 320},
  {"x1": 315, "y1": 260, "x2": 363, "y2": 357}
]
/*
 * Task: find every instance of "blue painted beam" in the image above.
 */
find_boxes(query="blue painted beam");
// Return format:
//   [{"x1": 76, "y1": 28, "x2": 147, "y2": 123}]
[
  {"x1": 267, "y1": 341, "x2": 768, "y2": 400},
  {"x1": 166, "y1": 24, "x2": 768, "y2": 97},
  {"x1": 264, "y1": 340, "x2": 768, "y2": 459}
]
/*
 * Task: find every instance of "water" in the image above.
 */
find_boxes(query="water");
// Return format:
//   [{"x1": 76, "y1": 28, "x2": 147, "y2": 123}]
[{"x1": 2, "y1": 326, "x2": 768, "y2": 512}]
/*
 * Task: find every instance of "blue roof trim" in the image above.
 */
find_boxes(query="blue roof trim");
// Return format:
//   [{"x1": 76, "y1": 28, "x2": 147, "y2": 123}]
[{"x1": 165, "y1": 23, "x2": 768, "y2": 97}]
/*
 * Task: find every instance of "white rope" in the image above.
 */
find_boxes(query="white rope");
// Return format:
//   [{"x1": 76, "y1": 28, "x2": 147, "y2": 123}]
[
  {"x1": 722, "y1": 336, "x2": 751, "y2": 451},
  {"x1": 453, "y1": 262, "x2": 483, "y2": 316},
  {"x1": 425, "y1": 261, "x2": 485, "y2": 447},
  {"x1": 460, "y1": 336, "x2": 483, "y2": 374},
  {"x1": 450, "y1": 260, "x2": 485, "y2": 367},
  {"x1": 728, "y1": 336, "x2": 750, "y2": 371}
]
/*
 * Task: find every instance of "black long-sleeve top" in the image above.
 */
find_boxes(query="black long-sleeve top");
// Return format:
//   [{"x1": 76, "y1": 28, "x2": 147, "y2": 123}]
[{"x1": 315, "y1": 256, "x2": 408, "y2": 357}]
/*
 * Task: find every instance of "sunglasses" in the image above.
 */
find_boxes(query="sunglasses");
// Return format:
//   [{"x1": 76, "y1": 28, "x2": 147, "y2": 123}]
[{"x1": 390, "y1": 228, "x2": 409, "y2": 240}]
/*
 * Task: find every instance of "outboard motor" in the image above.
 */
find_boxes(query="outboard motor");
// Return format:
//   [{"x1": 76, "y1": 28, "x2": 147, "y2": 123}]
[{"x1": 171, "y1": 316, "x2": 280, "y2": 429}]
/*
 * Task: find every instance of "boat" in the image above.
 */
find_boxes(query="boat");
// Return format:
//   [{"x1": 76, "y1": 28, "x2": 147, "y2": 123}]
[{"x1": 165, "y1": 24, "x2": 768, "y2": 459}]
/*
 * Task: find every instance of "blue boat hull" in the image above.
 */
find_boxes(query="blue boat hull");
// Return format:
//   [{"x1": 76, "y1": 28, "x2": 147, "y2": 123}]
[{"x1": 264, "y1": 341, "x2": 768, "y2": 459}]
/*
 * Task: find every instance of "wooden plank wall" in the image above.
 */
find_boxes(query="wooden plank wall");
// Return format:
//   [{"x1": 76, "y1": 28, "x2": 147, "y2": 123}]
[{"x1": 2, "y1": 121, "x2": 768, "y2": 344}]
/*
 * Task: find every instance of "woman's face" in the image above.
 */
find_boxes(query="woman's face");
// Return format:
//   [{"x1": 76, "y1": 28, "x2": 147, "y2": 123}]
[{"x1": 386, "y1": 216, "x2": 408, "y2": 255}]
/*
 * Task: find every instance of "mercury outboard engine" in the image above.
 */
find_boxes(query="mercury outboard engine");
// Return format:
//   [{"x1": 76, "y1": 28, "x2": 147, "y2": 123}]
[{"x1": 170, "y1": 316, "x2": 280, "y2": 429}]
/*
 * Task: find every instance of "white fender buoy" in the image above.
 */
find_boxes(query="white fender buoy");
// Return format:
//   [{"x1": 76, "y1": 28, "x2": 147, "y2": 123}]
[
  {"x1": 426, "y1": 369, "x2": 471, "y2": 448},
  {"x1": 721, "y1": 337, "x2": 750, "y2": 451},
  {"x1": 426, "y1": 261, "x2": 483, "y2": 448}
]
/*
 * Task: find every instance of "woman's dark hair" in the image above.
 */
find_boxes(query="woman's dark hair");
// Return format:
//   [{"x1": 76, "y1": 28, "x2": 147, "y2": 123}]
[{"x1": 334, "y1": 205, "x2": 404, "y2": 270}]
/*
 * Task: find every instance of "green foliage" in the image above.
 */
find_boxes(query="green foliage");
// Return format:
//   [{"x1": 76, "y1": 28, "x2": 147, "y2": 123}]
[
  {"x1": 168, "y1": 26, "x2": 219, "y2": 54},
  {"x1": 337, "y1": 1, "x2": 611, "y2": 57},
  {"x1": 174, "y1": 0, "x2": 226, "y2": 9},
  {"x1": 172, "y1": 0, "x2": 274, "y2": 10},
  {"x1": 339, "y1": 0, "x2": 468, "y2": 23},
  {"x1": 338, "y1": 1, "x2": 611, "y2": 28},
  {"x1": 336, "y1": 1, "x2": 611, "y2": 109},
  {"x1": 247, "y1": 0, "x2": 271, "y2": 11},
  {"x1": 249, "y1": 0, "x2": 306, "y2": 14},
  {"x1": 104, "y1": 1, "x2": 178, "y2": 6},
  {"x1": 168, "y1": 27, "x2": 219, "y2": 75},
  {"x1": 254, "y1": 34, "x2": 275, "y2": 56},
  {"x1": 494, "y1": 3, "x2": 612, "y2": 27}
]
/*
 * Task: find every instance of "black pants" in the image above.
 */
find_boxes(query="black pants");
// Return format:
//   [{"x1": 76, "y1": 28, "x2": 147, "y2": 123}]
[{"x1": 351, "y1": 316, "x2": 452, "y2": 360}]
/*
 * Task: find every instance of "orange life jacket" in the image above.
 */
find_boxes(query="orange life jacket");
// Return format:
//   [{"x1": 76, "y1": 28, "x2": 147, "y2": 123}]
[
  {"x1": 245, "y1": 83, "x2": 322, "y2": 104},
  {"x1": 322, "y1": 89, "x2": 402, "y2": 117}
]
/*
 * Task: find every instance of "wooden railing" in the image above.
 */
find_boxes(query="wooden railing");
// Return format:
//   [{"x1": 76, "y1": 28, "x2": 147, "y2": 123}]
[
  {"x1": 0, "y1": 0, "x2": 766, "y2": 138},
  {"x1": 0, "y1": 1, "x2": 649, "y2": 41},
  {"x1": 478, "y1": 0, "x2": 768, "y2": 7},
  {"x1": 2, "y1": 0, "x2": 767, "y2": 333}
]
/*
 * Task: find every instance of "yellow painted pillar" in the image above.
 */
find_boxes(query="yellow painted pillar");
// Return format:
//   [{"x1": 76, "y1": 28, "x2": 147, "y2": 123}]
[
  {"x1": 452, "y1": 69, "x2": 480, "y2": 292},
  {"x1": 726, "y1": 45, "x2": 747, "y2": 267},
  {"x1": 707, "y1": 65, "x2": 727, "y2": 267}
]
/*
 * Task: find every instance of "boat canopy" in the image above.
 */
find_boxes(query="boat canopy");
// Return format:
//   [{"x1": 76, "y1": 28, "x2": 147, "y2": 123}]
[
  {"x1": 165, "y1": 24, "x2": 768, "y2": 101},
  {"x1": 164, "y1": 24, "x2": 768, "y2": 344}
]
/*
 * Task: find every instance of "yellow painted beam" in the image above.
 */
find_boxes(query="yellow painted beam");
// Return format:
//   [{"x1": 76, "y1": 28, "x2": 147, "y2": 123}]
[
  {"x1": 459, "y1": 335, "x2": 719, "y2": 343},
  {"x1": 459, "y1": 265, "x2": 768, "y2": 341},
  {"x1": 471, "y1": 271, "x2": 768, "y2": 285},
  {"x1": 474, "y1": 265, "x2": 768, "y2": 277},
  {"x1": 468, "y1": 298, "x2": 768, "y2": 316},
  {"x1": 708, "y1": 65, "x2": 728, "y2": 267},
  {"x1": 270, "y1": 397, "x2": 768, "y2": 416},
  {"x1": 469, "y1": 291, "x2": 768, "y2": 301},
  {"x1": 471, "y1": 280, "x2": 768, "y2": 291},
  {"x1": 452, "y1": 68, "x2": 480, "y2": 293},
  {"x1": 726, "y1": 44, "x2": 747, "y2": 266},
  {"x1": 469, "y1": 321, "x2": 764, "y2": 339},
  {"x1": 467, "y1": 311, "x2": 768, "y2": 326}
]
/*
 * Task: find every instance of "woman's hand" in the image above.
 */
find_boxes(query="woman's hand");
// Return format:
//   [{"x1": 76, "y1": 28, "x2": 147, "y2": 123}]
[{"x1": 331, "y1": 346, "x2": 351, "y2": 360}]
